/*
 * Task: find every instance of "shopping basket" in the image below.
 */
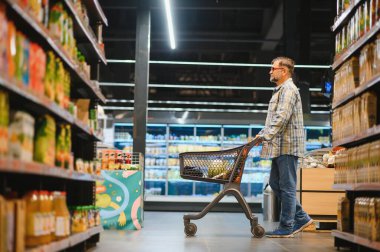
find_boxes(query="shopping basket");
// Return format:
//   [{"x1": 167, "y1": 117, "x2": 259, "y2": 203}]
[{"x1": 179, "y1": 138, "x2": 265, "y2": 238}]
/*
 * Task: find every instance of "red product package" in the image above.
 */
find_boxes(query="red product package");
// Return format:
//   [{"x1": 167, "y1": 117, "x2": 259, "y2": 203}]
[
  {"x1": 29, "y1": 43, "x2": 46, "y2": 96},
  {"x1": 6, "y1": 22, "x2": 16, "y2": 79},
  {"x1": 0, "y1": 3, "x2": 8, "y2": 74}
]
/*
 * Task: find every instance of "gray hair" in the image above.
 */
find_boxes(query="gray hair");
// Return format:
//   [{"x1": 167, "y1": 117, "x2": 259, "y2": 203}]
[{"x1": 272, "y1": 56, "x2": 295, "y2": 75}]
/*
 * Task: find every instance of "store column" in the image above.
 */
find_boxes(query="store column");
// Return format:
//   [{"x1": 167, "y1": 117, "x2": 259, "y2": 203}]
[{"x1": 133, "y1": 0, "x2": 150, "y2": 157}]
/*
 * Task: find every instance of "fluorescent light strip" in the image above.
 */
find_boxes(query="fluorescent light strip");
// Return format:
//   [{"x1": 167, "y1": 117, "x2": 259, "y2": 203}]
[
  {"x1": 310, "y1": 104, "x2": 330, "y2": 108},
  {"x1": 310, "y1": 111, "x2": 330, "y2": 114},
  {"x1": 106, "y1": 59, "x2": 331, "y2": 69},
  {"x1": 309, "y1": 88, "x2": 322, "y2": 92},
  {"x1": 103, "y1": 106, "x2": 268, "y2": 113},
  {"x1": 164, "y1": 0, "x2": 176, "y2": 49},
  {"x1": 105, "y1": 106, "x2": 330, "y2": 114},
  {"x1": 100, "y1": 82, "x2": 274, "y2": 90},
  {"x1": 100, "y1": 82, "x2": 324, "y2": 92},
  {"x1": 106, "y1": 99, "x2": 269, "y2": 107}
]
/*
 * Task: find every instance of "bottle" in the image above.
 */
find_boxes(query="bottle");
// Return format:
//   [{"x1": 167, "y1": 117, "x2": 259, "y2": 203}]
[
  {"x1": 53, "y1": 191, "x2": 70, "y2": 240},
  {"x1": 48, "y1": 192, "x2": 55, "y2": 239},
  {"x1": 39, "y1": 191, "x2": 52, "y2": 244},
  {"x1": 340, "y1": 196, "x2": 351, "y2": 232},
  {"x1": 25, "y1": 191, "x2": 42, "y2": 247}
]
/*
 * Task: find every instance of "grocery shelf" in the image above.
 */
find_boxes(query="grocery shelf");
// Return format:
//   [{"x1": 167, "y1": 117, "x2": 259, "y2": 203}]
[
  {"x1": 332, "y1": 183, "x2": 380, "y2": 191},
  {"x1": 145, "y1": 166, "x2": 168, "y2": 169},
  {"x1": 222, "y1": 141, "x2": 247, "y2": 145},
  {"x1": 147, "y1": 139, "x2": 167, "y2": 144},
  {"x1": 332, "y1": 73, "x2": 380, "y2": 109},
  {"x1": 332, "y1": 21, "x2": 380, "y2": 70},
  {"x1": 244, "y1": 167, "x2": 270, "y2": 172},
  {"x1": 146, "y1": 154, "x2": 167, "y2": 158},
  {"x1": 114, "y1": 139, "x2": 133, "y2": 142},
  {"x1": 332, "y1": 92, "x2": 356, "y2": 110},
  {"x1": 145, "y1": 179, "x2": 166, "y2": 182},
  {"x1": 63, "y1": 0, "x2": 107, "y2": 64},
  {"x1": 26, "y1": 226, "x2": 103, "y2": 252},
  {"x1": 331, "y1": 0, "x2": 362, "y2": 32},
  {"x1": 4, "y1": 0, "x2": 106, "y2": 103},
  {"x1": 168, "y1": 166, "x2": 180, "y2": 169},
  {"x1": 168, "y1": 140, "x2": 197, "y2": 144},
  {"x1": 0, "y1": 74, "x2": 101, "y2": 141},
  {"x1": 0, "y1": 159, "x2": 103, "y2": 182},
  {"x1": 332, "y1": 125, "x2": 380, "y2": 147},
  {"x1": 83, "y1": 0, "x2": 108, "y2": 26},
  {"x1": 332, "y1": 230, "x2": 380, "y2": 251}
]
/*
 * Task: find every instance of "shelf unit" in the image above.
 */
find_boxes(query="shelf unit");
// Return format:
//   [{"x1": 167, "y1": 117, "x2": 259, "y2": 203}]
[
  {"x1": 331, "y1": 0, "x2": 362, "y2": 32},
  {"x1": 0, "y1": 0, "x2": 108, "y2": 250},
  {"x1": 0, "y1": 159, "x2": 103, "y2": 182},
  {"x1": 332, "y1": 230, "x2": 380, "y2": 251},
  {"x1": 4, "y1": 0, "x2": 106, "y2": 103},
  {"x1": 331, "y1": 2, "x2": 380, "y2": 250},
  {"x1": 333, "y1": 124, "x2": 380, "y2": 147},
  {"x1": 0, "y1": 75, "x2": 101, "y2": 141},
  {"x1": 332, "y1": 73, "x2": 380, "y2": 109},
  {"x1": 332, "y1": 183, "x2": 380, "y2": 191},
  {"x1": 63, "y1": 0, "x2": 106, "y2": 64},
  {"x1": 26, "y1": 226, "x2": 103, "y2": 252},
  {"x1": 83, "y1": 0, "x2": 108, "y2": 26},
  {"x1": 114, "y1": 123, "x2": 331, "y2": 200},
  {"x1": 333, "y1": 19, "x2": 380, "y2": 71}
]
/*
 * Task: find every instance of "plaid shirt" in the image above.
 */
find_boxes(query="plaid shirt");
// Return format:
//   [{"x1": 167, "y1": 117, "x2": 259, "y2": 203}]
[{"x1": 258, "y1": 78, "x2": 305, "y2": 159}]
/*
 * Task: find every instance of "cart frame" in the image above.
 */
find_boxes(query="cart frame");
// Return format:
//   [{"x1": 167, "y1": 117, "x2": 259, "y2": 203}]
[{"x1": 179, "y1": 139, "x2": 265, "y2": 237}]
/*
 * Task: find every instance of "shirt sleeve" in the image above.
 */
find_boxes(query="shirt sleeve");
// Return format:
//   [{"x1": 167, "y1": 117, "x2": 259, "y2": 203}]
[{"x1": 259, "y1": 87, "x2": 297, "y2": 142}]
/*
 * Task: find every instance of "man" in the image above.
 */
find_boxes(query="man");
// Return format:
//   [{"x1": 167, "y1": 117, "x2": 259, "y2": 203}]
[{"x1": 255, "y1": 57, "x2": 313, "y2": 238}]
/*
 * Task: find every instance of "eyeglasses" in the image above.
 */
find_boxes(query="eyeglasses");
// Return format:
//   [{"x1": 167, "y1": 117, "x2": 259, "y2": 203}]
[{"x1": 270, "y1": 67, "x2": 285, "y2": 71}]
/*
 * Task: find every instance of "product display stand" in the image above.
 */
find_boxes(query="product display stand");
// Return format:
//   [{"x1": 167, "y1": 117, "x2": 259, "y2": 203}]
[
  {"x1": 332, "y1": 1, "x2": 380, "y2": 251},
  {"x1": 0, "y1": 0, "x2": 107, "y2": 250}
]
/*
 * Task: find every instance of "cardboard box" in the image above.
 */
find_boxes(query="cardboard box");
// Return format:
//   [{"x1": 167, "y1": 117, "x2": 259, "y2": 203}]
[
  {"x1": 75, "y1": 99, "x2": 90, "y2": 125},
  {"x1": 5, "y1": 201, "x2": 15, "y2": 252},
  {"x1": 14, "y1": 200, "x2": 25, "y2": 252},
  {"x1": 0, "y1": 196, "x2": 5, "y2": 252}
]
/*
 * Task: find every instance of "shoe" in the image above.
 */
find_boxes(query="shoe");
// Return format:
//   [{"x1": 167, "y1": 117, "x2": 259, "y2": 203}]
[
  {"x1": 265, "y1": 228, "x2": 294, "y2": 238},
  {"x1": 292, "y1": 218, "x2": 313, "y2": 235}
]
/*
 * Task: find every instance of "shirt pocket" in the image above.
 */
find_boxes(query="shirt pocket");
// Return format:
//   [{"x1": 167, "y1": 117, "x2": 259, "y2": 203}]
[{"x1": 268, "y1": 92, "x2": 280, "y2": 112}]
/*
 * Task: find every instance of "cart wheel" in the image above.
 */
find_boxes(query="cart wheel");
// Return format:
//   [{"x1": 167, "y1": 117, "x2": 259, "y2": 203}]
[
  {"x1": 184, "y1": 223, "x2": 197, "y2": 236},
  {"x1": 252, "y1": 225, "x2": 265, "y2": 238}
]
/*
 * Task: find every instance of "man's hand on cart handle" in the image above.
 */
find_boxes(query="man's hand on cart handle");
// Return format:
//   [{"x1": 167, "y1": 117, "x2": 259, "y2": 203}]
[{"x1": 253, "y1": 135, "x2": 263, "y2": 146}]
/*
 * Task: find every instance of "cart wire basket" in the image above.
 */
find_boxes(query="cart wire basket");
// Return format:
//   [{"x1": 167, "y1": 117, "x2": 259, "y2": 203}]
[{"x1": 179, "y1": 139, "x2": 265, "y2": 238}]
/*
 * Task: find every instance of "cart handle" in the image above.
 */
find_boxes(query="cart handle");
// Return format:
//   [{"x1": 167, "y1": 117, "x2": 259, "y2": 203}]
[{"x1": 228, "y1": 137, "x2": 261, "y2": 183}]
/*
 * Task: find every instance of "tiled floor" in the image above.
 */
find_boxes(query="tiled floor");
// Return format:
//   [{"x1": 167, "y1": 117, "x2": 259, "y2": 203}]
[{"x1": 91, "y1": 211, "x2": 342, "y2": 252}]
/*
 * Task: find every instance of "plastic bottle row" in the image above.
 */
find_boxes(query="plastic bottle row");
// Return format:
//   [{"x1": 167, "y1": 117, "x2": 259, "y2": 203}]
[
  {"x1": 334, "y1": 36, "x2": 380, "y2": 104},
  {"x1": 0, "y1": 191, "x2": 101, "y2": 250},
  {"x1": 332, "y1": 91, "x2": 377, "y2": 142},
  {"x1": 335, "y1": 0, "x2": 380, "y2": 55},
  {"x1": 334, "y1": 139, "x2": 380, "y2": 184}
]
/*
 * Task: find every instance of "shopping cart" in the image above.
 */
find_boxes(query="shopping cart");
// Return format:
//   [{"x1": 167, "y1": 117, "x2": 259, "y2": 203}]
[{"x1": 179, "y1": 139, "x2": 265, "y2": 238}]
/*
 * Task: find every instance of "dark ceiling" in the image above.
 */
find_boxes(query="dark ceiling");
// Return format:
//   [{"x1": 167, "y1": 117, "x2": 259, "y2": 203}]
[{"x1": 98, "y1": 0, "x2": 335, "y2": 116}]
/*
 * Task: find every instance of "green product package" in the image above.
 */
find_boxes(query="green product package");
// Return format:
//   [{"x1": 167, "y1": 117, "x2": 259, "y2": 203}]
[
  {"x1": 45, "y1": 51, "x2": 56, "y2": 101},
  {"x1": 55, "y1": 59, "x2": 64, "y2": 107},
  {"x1": 34, "y1": 115, "x2": 56, "y2": 166},
  {"x1": 55, "y1": 125, "x2": 66, "y2": 168}
]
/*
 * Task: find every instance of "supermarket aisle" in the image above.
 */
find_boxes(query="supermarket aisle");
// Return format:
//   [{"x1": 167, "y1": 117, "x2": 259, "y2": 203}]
[{"x1": 90, "y1": 212, "x2": 339, "y2": 252}]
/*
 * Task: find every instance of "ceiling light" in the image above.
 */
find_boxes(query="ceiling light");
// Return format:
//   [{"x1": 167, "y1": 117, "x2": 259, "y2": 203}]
[{"x1": 164, "y1": 0, "x2": 176, "y2": 49}]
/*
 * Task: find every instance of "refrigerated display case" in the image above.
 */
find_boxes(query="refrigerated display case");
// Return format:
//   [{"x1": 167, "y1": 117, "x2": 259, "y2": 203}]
[
  {"x1": 113, "y1": 123, "x2": 331, "y2": 203},
  {"x1": 305, "y1": 126, "x2": 332, "y2": 151}
]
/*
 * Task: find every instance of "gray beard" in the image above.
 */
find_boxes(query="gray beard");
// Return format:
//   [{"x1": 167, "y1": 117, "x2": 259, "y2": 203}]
[{"x1": 270, "y1": 76, "x2": 278, "y2": 84}]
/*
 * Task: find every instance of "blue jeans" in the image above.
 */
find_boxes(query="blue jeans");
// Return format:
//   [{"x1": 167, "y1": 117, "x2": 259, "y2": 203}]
[{"x1": 269, "y1": 155, "x2": 310, "y2": 231}]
